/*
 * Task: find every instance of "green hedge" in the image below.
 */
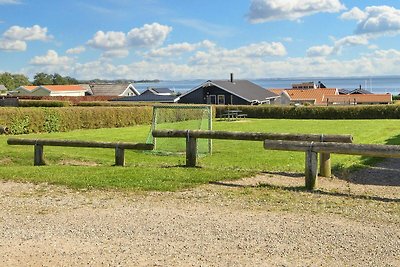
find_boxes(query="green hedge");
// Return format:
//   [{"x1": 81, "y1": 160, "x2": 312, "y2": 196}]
[
  {"x1": 0, "y1": 107, "x2": 153, "y2": 135},
  {"x1": 19, "y1": 100, "x2": 71, "y2": 107},
  {"x1": 216, "y1": 105, "x2": 400, "y2": 119},
  {"x1": 77, "y1": 101, "x2": 151, "y2": 107}
]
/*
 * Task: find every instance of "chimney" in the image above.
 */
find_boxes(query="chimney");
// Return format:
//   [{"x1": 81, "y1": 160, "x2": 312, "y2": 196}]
[{"x1": 230, "y1": 73, "x2": 234, "y2": 83}]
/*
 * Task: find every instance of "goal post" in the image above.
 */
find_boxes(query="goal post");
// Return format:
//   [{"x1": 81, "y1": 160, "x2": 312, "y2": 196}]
[{"x1": 146, "y1": 105, "x2": 213, "y2": 155}]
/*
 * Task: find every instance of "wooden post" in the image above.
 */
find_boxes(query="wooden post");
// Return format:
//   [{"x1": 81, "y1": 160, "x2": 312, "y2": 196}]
[
  {"x1": 186, "y1": 135, "x2": 197, "y2": 167},
  {"x1": 319, "y1": 153, "x2": 331, "y2": 177},
  {"x1": 34, "y1": 144, "x2": 45, "y2": 166},
  {"x1": 305, "y1": 149, "x2": 318, "y2": 190},
  {"x1": 115, "y1": 146, "x2": 125, "y2": 166}
]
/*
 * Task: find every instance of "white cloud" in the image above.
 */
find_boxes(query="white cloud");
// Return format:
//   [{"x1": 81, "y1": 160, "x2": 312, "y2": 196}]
[
  {"x1": 307, "y1": 35, "x2": 369, "y2": 57},
  {"x1": 3, "y1": 25, "x2": 51, "y2": 41},
  {"x1": 190, "y1": 42, "x2": 287, "y2": 66},
  {"x1": 0, "y1": 25, "x2": 52, "y2": 51},
  {"x1": 306, "y1": 45, "x2": 334, "y2": 57},
  {"x1": 102, "y1": 49, "x2": 130, "y2": 58},
  {"x1": 0, "y1": 0, "x2": 21, "y2": 4},
  {"x1": 30, "y1": 50, "x2": 73, "y2": 65},
  {"x1": 127, "y1": 23, "x2": 172, "y2": 47},
  {"x1": 340, "y1": 7, "x2": 366, "y2": 21},
  {"x1": 20, "y1": 48, "x2": 400, "y2": 80},
  {"x1": 87, "y1": 30, "x2": 127, "y2": 50},
  {"x1": 247, "y1": 0, "x2": 346, "y2": 23},
  {"x1": 87, "y1": 23, "x2": 172, "y2": 52},
  {"x1": 146, "y1": 40, "x2": 215, "y2": 58},
  {"x1": 66, "y1": 46, "x2": 86, "y2": 55},
  {"x1": 0, "y1": 39, "x2": 26, "y2": 51},
  {"x1": 341, "y1": 6, "x2": 400, "y2": 36}
]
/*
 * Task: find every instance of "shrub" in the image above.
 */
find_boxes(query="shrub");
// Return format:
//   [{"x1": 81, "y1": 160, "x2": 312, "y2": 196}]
[
  {"x1": 19, "y1": 100, "x2": 71, "y2": 107},
  {"x1": 215, "y1": 105, "x2": 400, "y2": 119},
  {"x1": 0, "y1": 106, "x2": 153, "y2": 134}
]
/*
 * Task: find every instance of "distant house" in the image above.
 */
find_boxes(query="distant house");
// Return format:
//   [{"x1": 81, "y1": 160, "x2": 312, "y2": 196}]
[
  {"x1": 112, "y1": 87, "x2": 178, "y2": 103},
  {"x1": 270, "y1": 88, "x2": 339, "y2": 105},
  {"x1": 326, "y1": 94, "x2": 392, "y2": 105},
  {"x1": 88, "y1": 83, "x2": 139, "y2": 97},
  {"x1": 11, "y1": 85, "x2": 87, "y2": 96},
  {"x1": 268, "y1": 87, "x2": 392, "y2": 106},
  {"x1": 178, "y1": 74, "x2": 278, "y2": 105}
]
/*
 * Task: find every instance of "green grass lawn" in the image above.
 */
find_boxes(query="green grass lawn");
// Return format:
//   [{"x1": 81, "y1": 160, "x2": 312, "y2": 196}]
[{"x1": 1, "y1": 119, "x2": 400, "y2": 191}]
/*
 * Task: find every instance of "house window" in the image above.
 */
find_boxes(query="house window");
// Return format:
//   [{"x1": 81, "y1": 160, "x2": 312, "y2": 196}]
[
  {"x1": 209, "y1": 95, "x2": 216, "y2": 104},
  {"x1": 218, "y1": 95, "x2": 225, "y2": 105}
]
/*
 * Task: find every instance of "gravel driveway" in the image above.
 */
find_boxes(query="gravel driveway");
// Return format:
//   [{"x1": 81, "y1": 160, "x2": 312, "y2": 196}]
[{"x1": 0, "y1": 166, "x2": 399, "y2": 266}]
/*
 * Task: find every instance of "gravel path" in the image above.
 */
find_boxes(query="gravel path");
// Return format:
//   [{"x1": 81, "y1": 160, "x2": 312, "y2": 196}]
[{"x1": 0, "y1": 166, "x2": 399, "y2": 266}]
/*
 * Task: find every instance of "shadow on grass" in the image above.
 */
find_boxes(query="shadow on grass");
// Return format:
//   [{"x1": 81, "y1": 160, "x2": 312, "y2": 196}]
[
  {"x1": 333, "y1": 134, "x2": 400, "y2": 187},
  {"x1": 161, "y1": 164, "x2": 203, "y2": 169},
  {"x1": 257, "y1": 183, "x2": 400, "y2": 203}
]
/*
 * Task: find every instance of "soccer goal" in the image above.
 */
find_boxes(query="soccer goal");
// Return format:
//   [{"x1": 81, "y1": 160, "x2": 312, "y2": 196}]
[{"x1": 146, "y1": 105, "x2": 212, "y2": 155}]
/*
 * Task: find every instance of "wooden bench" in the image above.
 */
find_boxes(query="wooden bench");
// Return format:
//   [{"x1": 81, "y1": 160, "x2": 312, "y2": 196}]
[
  {"x1": 7, "y1": 138, "x2": 153, "y2": 166},
  {"x1": 152, "y1": 130, "x2": 353, "y2": 175},
  {"x1": 237, "y1": 113, "x2": 247, "y2": 119},
  {"x1": 264, "y1": 140, "x2": 400, "y2": 190}
]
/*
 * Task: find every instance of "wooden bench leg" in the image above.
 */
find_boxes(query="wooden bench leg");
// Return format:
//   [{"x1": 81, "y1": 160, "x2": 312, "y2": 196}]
[
  {"x1": 305, "y1": 150, "x2": 318, "y2": 190},
  {"x1": 115, "y1": 146, "x2": 125, "y2": 166},
  {"x1": 319, "y1": 153, "x2": 331, "y2": 177},
  {"x1": 186, "y1": 137, "x2": 197, "y2": 167},
  {"x1": 34, "y1": 144, "x2": 45, "y2": 166}
]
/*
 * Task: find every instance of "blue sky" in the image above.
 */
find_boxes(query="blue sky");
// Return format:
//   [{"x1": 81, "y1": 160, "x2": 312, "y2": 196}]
[{"x1": 0, "y1": 0, "x2": 400, "y2": 80}]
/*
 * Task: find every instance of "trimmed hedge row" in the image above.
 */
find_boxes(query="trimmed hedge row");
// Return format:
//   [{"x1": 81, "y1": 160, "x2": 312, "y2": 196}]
[
  {"x1": 216, "y1": 105, "x2": 400, "y2": 119},
  {"x1": 0, "y1": 107, "x2": 153, "y2": 135},
  {"x1": 19, "y1": 100, "x2": 71, "y2": 107}
]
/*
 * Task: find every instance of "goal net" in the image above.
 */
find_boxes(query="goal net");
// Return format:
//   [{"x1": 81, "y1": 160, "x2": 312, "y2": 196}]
[{"x1": 146, "y1": 105, "x2": 212, "y2": 155}]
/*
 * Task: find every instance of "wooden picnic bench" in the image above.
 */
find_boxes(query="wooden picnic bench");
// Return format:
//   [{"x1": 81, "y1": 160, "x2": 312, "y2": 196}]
[{"x1": 7, "y1": 138, "x2": 153, "y2": 166}]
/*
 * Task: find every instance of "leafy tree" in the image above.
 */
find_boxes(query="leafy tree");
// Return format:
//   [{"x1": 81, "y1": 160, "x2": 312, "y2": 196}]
[
  {"x1": 52, "y1": 73, "x2": 67, "y2": 85},
  {"x1": 0, "y1": 72, "x2": 30, "y2": 90},
  {"x1": 33, "y1": 72, "x2": 53, "y2": 86}
]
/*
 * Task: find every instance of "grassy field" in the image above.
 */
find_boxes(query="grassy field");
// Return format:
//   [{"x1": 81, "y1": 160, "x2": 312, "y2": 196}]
[{"x1": 1, "y1": 119, "x2": 400, "y2": 191}]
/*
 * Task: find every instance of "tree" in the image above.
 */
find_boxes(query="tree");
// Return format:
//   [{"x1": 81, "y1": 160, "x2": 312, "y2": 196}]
[
  {"x1": 0, "y1": 72, "x2": 30, "y2": 90},
  {"x1": 52, "y1": 73, "x2": 67, "y2": 85},
  {"x1": 33, "y1": 72, "x2": 53, "y2": 86},
  {"x1": 12, "y1": 74, "x2": 30, "y2": 88}
]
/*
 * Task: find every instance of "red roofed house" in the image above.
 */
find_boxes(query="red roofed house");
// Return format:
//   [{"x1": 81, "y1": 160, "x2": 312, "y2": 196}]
[
  {"x1": 11, "y1": 85, "x2": 87, "y2": 96},
  {"x1": 271, "y1": 88, "x2": 339, "y2": 105},
  {"x1": 325, "y1": 94, "x2": 392, "y2": 105}
]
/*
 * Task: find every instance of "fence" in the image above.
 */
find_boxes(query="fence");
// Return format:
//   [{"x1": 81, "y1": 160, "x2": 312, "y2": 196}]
[
  {"x1": 152, "y1": 129, "x2": 353, "y2": 178},
  {"x1": 7, "y1": 138, "x2": 153, "y2": 166}
]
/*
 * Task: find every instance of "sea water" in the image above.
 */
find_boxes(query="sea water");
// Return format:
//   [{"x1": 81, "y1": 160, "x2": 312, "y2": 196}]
[{"x1": 134, "y1": 76, "x2": 400, "y2": 95}]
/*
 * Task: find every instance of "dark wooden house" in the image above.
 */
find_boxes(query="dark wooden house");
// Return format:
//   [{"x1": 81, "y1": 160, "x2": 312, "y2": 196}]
[{"x1": 178, "y1": 74, "x2": 278, "y2": 105}]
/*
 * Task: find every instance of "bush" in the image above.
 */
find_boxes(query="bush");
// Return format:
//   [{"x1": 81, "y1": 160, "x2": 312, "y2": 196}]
[
  {"x1": 19, "y1": 100, "x2": 71, "y2": 107},
  {"x1": 77, "y1": 101, "x2": 150, "y2": 107},
  {"x1": 0, "y1": 106, "x2": 153, "y2": 134},
  {"x1": 215, "y1": 105, "x2": 400, "y2": 119}
]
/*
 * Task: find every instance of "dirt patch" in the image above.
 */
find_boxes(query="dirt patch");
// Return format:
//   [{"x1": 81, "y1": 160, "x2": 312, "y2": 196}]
[
  {"x1": 0, "y1": 157, "x2": 12, "y2": 165},
  {"x1": 0, "y1": 159, "x2": 399, "y2": 266}
]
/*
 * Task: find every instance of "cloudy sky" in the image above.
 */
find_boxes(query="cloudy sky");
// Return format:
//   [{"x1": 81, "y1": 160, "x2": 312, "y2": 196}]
[{"x1": 0, "y1": 0, "x2": 399, "y2": 80}]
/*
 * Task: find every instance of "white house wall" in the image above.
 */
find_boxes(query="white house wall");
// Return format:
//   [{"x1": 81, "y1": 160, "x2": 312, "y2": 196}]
[{"x1": 50, "y1": 91, "x2": 85, "y2": 96}]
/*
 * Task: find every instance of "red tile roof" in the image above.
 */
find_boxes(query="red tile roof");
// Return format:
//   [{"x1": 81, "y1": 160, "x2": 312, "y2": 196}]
[
  {"x1": 325, "y1": 94, "x2": 392, "y2": 104},
  {"x1": 20, "y1": 85, "x2": 86, "y2": 92},
  {"x1": 40, "y1": 85, "x2": 86, "y2": 92},
  {"x1": 283, "y1": 88, "x2": 338, "y2": 105}
]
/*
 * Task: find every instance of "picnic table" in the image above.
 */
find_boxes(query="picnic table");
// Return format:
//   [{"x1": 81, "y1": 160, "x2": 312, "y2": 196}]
[{"x1": 221, "y1": 110, "x2": 247, "y2": 120}]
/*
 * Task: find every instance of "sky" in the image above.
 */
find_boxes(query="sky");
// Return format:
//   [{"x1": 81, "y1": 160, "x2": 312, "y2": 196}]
[{"x1": 0, "y1": 0, "x2": 400, "y2": 80}]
